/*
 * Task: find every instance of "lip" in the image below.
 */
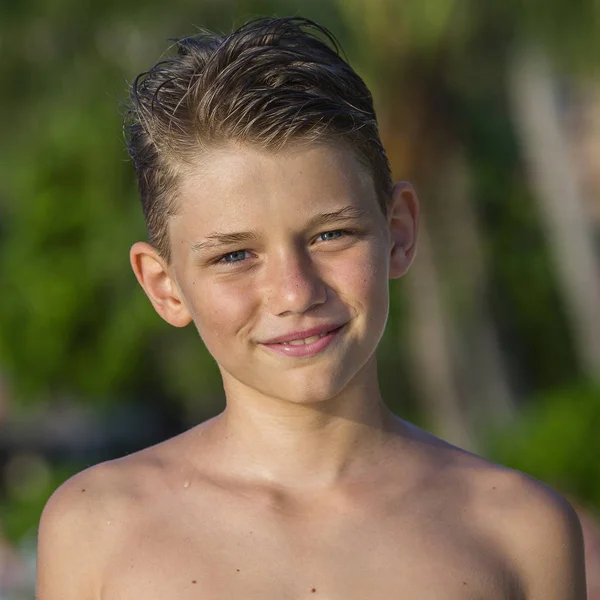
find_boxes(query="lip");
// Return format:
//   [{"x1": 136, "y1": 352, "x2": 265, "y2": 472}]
[
  {"x1": 260, "y1": 323, "x2": 346, "y2": 358},
  {"x1": 262, "y1": 323, "x2": 346, "y2": 345}
]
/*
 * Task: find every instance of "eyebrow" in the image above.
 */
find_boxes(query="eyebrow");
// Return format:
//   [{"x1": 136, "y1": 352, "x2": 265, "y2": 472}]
[
  {"x1": 190, "y1": 205, "x2": 370, "y2": 253},
  {"x1": 190, "y1": 231, "x2": 259, "y2": 253},
  {"x1": 305, "y1": 205, "x2": 371, "y2": 230}
]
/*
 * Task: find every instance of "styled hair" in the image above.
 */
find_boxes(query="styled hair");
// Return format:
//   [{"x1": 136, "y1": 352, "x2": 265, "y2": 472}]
[{"x1": 124, "y1": 16, "x2": 392, "y2": 261}]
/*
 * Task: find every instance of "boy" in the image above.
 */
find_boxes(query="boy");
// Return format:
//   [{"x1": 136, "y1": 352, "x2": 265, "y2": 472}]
[{"x1": 37, "y1": 17, "x2": 586, "y2": 599}]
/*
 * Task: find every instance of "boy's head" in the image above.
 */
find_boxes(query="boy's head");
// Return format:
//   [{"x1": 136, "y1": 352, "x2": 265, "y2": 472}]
[
  {"x1": 125, "y1": 17, "x2": 393, "y2": 262},
  {"x1": 126, "y1": 17, "x2": 419, "y2": 405}
]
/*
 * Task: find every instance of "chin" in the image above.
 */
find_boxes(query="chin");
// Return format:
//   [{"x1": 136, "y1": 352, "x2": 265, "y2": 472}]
[
  {"x1": 265, "y1": 362, "x2": 365, "y2": 405},
  {"x1": 222, "y1": 366, "x2": 350, "y2": 406}
]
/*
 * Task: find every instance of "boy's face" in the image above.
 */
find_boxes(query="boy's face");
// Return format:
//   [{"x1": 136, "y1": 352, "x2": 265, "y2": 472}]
[{"x1": 131, "y1": 142, "x2": 418, "y2": 404}]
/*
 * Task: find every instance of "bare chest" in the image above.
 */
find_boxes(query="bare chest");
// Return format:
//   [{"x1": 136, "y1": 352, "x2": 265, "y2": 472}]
[{"x1": 100, "y1": 505, "x2": 521, "y2": 600}]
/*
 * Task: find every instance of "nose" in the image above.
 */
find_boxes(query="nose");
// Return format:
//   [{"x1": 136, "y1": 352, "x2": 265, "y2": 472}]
[{"x1": 263, "y1": 248, "x2": 327, "y2": 316}]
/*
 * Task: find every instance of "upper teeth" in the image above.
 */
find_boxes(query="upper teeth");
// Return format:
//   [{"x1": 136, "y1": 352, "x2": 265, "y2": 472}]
[{"x1": 280, "y1": 332, "x2": 328, "y2": 346}]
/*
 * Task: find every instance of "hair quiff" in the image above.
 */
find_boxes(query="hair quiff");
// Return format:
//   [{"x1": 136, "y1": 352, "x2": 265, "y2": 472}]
[{"x1": 124, "y1": 16, "x2": 392, "y2": 261}]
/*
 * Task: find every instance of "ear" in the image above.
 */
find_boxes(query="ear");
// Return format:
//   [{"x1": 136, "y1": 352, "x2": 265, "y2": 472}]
[
  {"x1": 388, "y1": 181, "x2": 420, "y2": 279},
  {"x1": 129, "y1": 242, "x2": 192, "y2": 328}
]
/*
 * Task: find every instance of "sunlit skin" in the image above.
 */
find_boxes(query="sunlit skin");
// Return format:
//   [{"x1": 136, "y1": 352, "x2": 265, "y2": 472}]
[
  {"x1": 36, "y1": 142, "x2": 587, "y2": 600},
  {"x1": 130, "y1": 142, "x2": 418, "y2": 487}
]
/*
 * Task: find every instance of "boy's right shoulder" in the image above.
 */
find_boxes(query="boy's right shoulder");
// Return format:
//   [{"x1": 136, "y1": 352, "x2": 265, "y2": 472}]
[
  {"x1": 44, "y1": 451, "x2": 158, "y2": 516},
  {"x1": 40, "y1": 423, "x2": 217, "y2": 542},
  {"x1": 37, "y1": 448, "x2": 170, "y2": 574},
  {"x1": 43, "y1": 458, "x2": 133, "y2": 526},
  {"x1": 37, "y1": 452, "x2": 164, "y2": 600}
]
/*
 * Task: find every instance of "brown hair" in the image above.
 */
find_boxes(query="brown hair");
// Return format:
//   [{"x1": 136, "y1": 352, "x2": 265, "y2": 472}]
[{"x1": 124, "y1": 16, "x2": 392, "y2": 261}]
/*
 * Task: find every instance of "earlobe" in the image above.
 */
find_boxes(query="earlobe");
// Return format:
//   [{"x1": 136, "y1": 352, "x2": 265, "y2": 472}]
[
  {"x1": 388, "y1": 181, "x2": 420, "y2": 279},
  {"x1": 129, "y1": 242, "x2": 192, "y2": 328}
]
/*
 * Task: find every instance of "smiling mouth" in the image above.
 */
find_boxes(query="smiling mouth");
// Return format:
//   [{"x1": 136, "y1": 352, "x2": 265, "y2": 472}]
[
  {"x1": 277, "y1": 332, "x2": 331, "y2": 346},
  {"x1": 259, "y1": 324, "x2": 345, "y2": 358}
]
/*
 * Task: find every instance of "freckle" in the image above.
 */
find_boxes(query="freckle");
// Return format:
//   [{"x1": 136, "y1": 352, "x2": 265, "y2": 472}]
[
  {"x1": 81, "y1": 488, "x2": 86, "y2": 492},
  {"x1": 236, "y1": 569, "x2": 240, "y2": 572},
  {"x1": 311, "y1": 588, "x2": 316, "y2": 593},
  {"x1": 492, "y1": 486, "x2": 496, "y2": 490},
  {"x1": 192, "y1": 580, "x2": 197, "y2": 584},
  {"x1": 463, "y1": 581, "x2": 467, "y2": 585}
]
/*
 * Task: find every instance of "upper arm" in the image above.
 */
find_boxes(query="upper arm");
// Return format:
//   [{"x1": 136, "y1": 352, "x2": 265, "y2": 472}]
[
  {"x1": 521, "y1": 494, "x2": 587, "y2": 600},
  {"x1": 36, "y1": 472, "x2": 106, "y2": 600},
  {"x1": 499, "y1": 475, "x2": 587, "y2": 600}
]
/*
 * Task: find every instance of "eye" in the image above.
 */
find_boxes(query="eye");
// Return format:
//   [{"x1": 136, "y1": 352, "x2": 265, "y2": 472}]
[
  {"x1": 317, "y1": 230, "x2": 346, "y2": 242},
  {"x1": 218, "y1": 250, "x2": 249, "y2": 265}
]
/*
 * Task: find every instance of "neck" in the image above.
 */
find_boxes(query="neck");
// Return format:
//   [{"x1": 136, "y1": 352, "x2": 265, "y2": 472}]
[{"x1": 200, "y1": 358, "x2": 403, "y2": 490}]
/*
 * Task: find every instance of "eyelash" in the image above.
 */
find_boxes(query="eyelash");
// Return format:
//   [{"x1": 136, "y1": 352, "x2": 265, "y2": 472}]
[{"x1": 215, "y1": 229, "x2": 358, "y2": 266}]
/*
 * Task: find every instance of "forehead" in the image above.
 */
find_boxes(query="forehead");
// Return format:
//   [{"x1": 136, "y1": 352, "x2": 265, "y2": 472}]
[{"x1": 172, "y1": 142, "x2": 379, "y2": 232}]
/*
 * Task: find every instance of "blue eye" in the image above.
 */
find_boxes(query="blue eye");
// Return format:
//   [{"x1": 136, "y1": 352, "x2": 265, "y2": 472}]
[
  {"x1": 318, "y1": 230, "x2": 345, "y2": 242},
  {"x1": 220, "y1": 250, "x2": 248, "y2": 264}
]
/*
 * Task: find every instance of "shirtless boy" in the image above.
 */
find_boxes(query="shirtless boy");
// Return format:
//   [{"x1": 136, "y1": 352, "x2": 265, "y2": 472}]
[{"x1": 37, "y1": 17, "x2": 587, "y2": 600}]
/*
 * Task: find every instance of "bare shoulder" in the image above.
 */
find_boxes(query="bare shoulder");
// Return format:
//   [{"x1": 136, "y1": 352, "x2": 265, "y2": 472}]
[
  {"x1": 416, "y1": 431, "x2": 587, "y2": 600},
  {"x1": 397, "y1": 423, "x2": 586, "y2": 599},
  {"x1": 471, "y1": 463, "x2": 586, "y2": 600},
  {"x1": 36, "y1": 438, "x2": 182, "y2": 600}
]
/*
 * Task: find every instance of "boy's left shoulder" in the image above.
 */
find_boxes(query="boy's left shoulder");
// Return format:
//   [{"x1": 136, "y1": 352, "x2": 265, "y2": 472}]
[
  {"x1": 452, "y1": 450, "x2": 587, "y2": 599},
  {"x1": 458, "y1": 452, "x2": 582, "y2": 542}
]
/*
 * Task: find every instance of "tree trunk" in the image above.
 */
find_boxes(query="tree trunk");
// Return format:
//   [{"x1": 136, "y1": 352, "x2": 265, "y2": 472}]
[{"x1": 508, "y1": 44, "x2": 600, "y2": 381}]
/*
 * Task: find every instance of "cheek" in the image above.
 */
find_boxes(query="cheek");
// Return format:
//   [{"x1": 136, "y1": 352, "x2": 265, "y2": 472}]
[
  {"x1": 333, "y1": 243, "x2": 389, "y2": 307},
  {"x1": 356, "y1": 246, "x2": 391, "y2": 347},
  {"x1": 187, "y1": 280, "x2": 257, "y2": 344}
]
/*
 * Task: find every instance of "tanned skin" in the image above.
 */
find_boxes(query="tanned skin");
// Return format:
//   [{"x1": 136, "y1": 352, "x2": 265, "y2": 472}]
[{"x1": 37, "y1": 143, "x2": 587, "y2": 599}]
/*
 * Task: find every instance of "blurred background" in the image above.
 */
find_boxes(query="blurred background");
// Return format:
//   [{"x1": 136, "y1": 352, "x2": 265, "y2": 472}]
[{"x1": 1, "y1": 0, "x2": 600, "y2": 597}]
